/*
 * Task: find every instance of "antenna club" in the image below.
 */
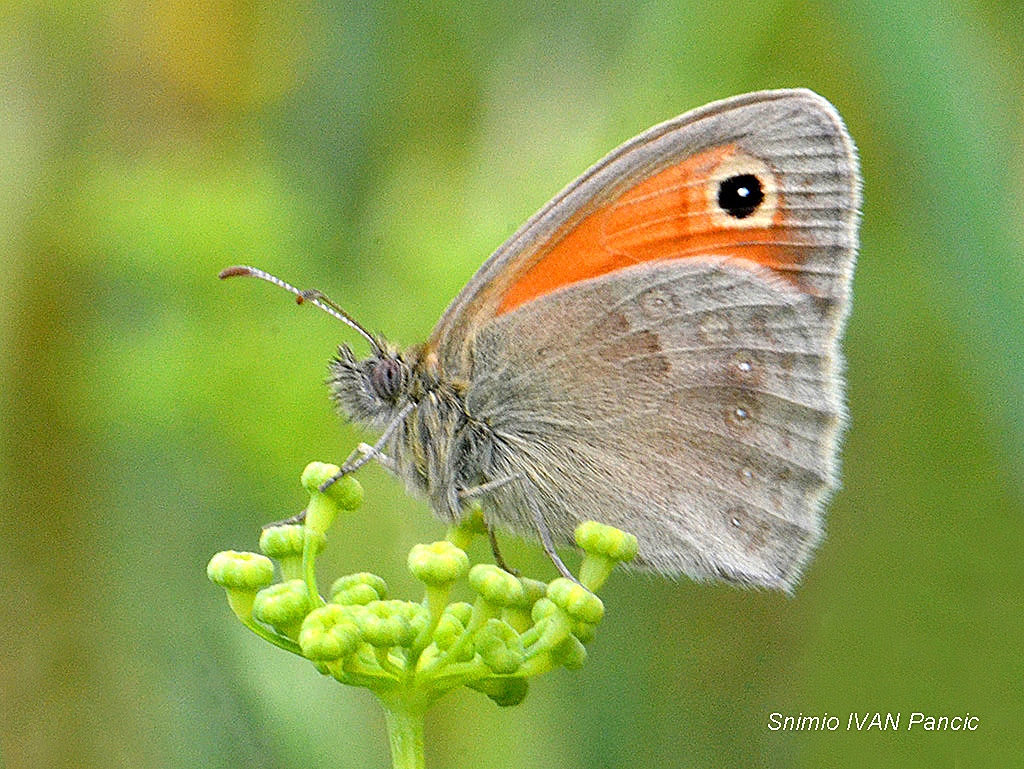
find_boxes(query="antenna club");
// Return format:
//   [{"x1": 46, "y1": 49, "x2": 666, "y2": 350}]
[{"x1": 219, "y1": 266, "x2": 256, "y2": 279}]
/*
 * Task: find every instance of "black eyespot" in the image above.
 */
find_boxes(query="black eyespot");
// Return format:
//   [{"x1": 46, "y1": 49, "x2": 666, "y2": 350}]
[
  {"x1": 371, "y1": 358, "x2": 402, "y2": 400},
  {"x1": 717, "y1": 173, "x2": 764, "y2": 219}
]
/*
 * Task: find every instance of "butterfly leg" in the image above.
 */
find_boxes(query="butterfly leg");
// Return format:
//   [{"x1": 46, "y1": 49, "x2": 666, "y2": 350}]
[
  {"x1": 353, "y1": 442, "x2": 398, "y2": 475},
  {"x1": 320, "y1": 402, "x2": 415, "y2": 491},
  {"x1": 459, "y1": 475, "x2": 522, "y2": 575},
  {"x1": 261, "y1": 508, "x2": 307, "y2": 530},
  {"x1": 460, "y1": 475, "x2": 587, "y2": 590},
  {"x1": 487, "y1": 526, "x2": 519, "y2": 576},
  {"x1": 520, "y1": 482, "x2": 586, "y2": 589},
  {"x1": 458, "y1": 475, "x2": 522, "y2": 500}
]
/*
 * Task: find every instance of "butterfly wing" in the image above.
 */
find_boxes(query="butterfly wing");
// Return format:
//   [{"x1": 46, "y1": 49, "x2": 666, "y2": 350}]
[
  {"x1": 431, "y1": 89, "x2": 859, "y2": 589},
  {"x1": 465, "y1": 258, "x2": 842, "y2": 588}
]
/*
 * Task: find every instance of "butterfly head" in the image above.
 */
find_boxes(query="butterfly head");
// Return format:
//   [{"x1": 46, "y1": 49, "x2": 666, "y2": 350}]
[{"x1": 329, "y1": 341, "x2": 416, "y2": 430}]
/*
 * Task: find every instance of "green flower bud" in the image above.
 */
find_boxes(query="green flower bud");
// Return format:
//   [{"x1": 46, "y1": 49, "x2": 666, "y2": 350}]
[
  {"x1": 207, "y1": 551, "x2": 274, "y2": 591},
  {"x1": 527, "y1": 600, "x2": 571, "y2": 651},
  {"x1": 353, "y1": 604, "x2": 402, "y2": 648},
  {"x1": 571, "y1": 619, "x2": 596, "y2": 644},
  {"x1": 468, "y1": 677, "x2": 529, "y2": 707},
  {"x1": 330, "y1": 572, "x2": 388, "y2": 605},
  {"x1": 401, "y1": 602, "x2": 431, "y2": 644},
  {"x1": 501, "y1": 576, "x2": 549, "y2": 632},
  {"x1": 445, "y1": 602, "x2": 474, "y2": 626},
  {"x1": 431, "y1": 602, "x2": 476, "y2": 658},
  {"x1": 502, "y1": 607, "x2": 530, "y2": 634},
  {"x1": 538, "y1": 617, "x2": 572, "y2": 651},
  {"x1": 207, "y1": 550, "x2": 276, "y2": 621},
  {"x1": 530, "y1": 597, "x2": 558, "y2": 624},
  {"x1": 355, "y1": 600, "x2": 427, "y2": 648},
  {"x1": 260, "y1": 525, "x2": 326, "y2": 581},
  {"x1": 553, "y1": 635, "x2": 588, "y2": 670},
  {"x1": 301, "y1": 462, "x2": 364, "y2": 510},
  {"x1": 574, "y1": 521, "x2": 638, "y2": 562},
  {"x1": 547, "y1": 578, "x2": 604, "y2": 625},
  {"x1": 260, "y1": 525, "x2": 325, "y2": 559},
  {"x1": 326, "y1": 474, "x2": 363, "y2": 511},
  {"x1": 516, "y1": 578, "x2": 549, "y2": 609},
  {"x1": 475, "y1": 619, "x2": 525, "y2": 675},
  {"x1": 299, "y1": 605, "x2": 361, "y2": 661},
  {"x1": 469, "y1": 564, "x2": 525, "y2": 608},
  {"x1": 253, "y1": 580, "x2": 312, "y2": 634},
  {"x1": 300, "y1": 461, "x2": 342, "y2": 492},
  {"x1": 300, "y1": 463, "x2": 363, "y2": 534},
  {"x1": 432, "y1": 611, "x2": 466, "y2": 651},
  {"x1": 333, "y1": 585, "x2": 379, "y2": 607},
  {"x1": 408, "y1": 541, "x2": 469, "y2": 585}
]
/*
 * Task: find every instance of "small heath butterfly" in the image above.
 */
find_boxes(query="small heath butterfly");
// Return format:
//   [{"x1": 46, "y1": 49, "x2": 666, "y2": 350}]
[{"x1": 222, "y1": 89, "x2": 860, "y2": 591}]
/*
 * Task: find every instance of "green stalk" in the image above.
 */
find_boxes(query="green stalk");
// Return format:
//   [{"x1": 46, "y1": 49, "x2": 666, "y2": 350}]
[
  {"x1": 239, "y1": 617, "x2": 304, "y2": 656},
  {"x1": 302, "y1": 528, "x2": 325, "y2": 608},
  {"x1": 382, "y1": 698, "x2": 426, "y2": 769}
]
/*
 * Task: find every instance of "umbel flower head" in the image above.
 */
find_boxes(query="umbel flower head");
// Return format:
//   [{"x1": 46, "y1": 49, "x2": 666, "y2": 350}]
[{"x1": 208, "y1": 461, "x2": 637, "y2": 768}]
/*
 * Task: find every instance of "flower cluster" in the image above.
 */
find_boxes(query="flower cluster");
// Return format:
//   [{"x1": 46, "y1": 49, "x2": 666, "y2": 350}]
[{"x1": 207, "y1": 461, "x2": 637, "y2": 765}]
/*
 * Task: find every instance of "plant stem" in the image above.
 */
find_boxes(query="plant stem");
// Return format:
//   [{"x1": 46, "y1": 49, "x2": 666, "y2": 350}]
[
  {"x1": 240, "y1": 617, "x2": 304, "y2": 656},
  {"x1": 302, "y1": 528, "x2": 325, "y2": 608},
  {"x1": 382, "y1": 698, "x2": 426, "y2": 769}
]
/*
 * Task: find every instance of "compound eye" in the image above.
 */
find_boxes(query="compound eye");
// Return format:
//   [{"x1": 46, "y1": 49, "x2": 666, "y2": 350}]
[{"x1": 371, "y1": 358, "x2": 402, "y2": 400}]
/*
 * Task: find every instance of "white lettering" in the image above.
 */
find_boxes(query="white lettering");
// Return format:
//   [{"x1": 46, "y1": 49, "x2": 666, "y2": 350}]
[
  {"x1": 906, "y1": 712, "x2": 978, "y2": 731},
  {"x1": 773, "y1": 710, "x2": 977, "y2": 733}
]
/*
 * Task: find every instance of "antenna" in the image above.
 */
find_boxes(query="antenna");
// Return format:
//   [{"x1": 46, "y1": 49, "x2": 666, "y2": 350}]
[{"x1": 219, "y1": 265, "x2": 381, "y2": 353}]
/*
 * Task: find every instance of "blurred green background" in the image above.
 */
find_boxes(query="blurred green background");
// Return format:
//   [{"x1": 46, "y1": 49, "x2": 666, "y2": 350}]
[{"x1": 2, "y1": 1, "x2": 1022, "y2": 767}]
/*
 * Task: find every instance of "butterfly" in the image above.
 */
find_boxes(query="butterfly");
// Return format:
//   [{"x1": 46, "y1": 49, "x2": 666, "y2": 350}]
[{"x1": 223, "y1": 88, "x2": 860, "y2": 591}]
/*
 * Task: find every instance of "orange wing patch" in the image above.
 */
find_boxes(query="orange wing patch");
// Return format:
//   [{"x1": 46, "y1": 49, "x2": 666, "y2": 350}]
[{"x1": 496, "y1": 144, "x2": 802, "y2": 316}]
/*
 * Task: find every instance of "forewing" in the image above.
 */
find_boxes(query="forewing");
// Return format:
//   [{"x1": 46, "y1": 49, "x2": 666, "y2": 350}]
[{"x1": 429, "y1": 89, "x2": 859, "y2": 377}]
